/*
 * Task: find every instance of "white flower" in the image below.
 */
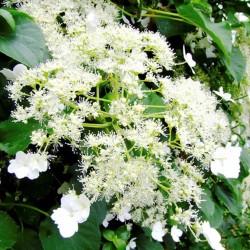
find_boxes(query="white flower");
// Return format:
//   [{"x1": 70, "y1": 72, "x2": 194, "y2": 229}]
[
  {"x1": 51, "y1": 191, "x2": 91, "y2": 238},
  {"x1": 0, "y1": 64, "x2": 27, "y2": 81},
  {"x1": 122, "y1": 14, "x2": 131, "y2": 25},
  {"x1": 202, "y1": 221, "x2": 225, "y2": 250},
  {"x1": 234, "y1": 12, "x2": 249, "y2": 22},
  {"x1": 51, "y1": 207, "x2": 78, "y2": 238},
  {"x1": 211, "y1": 143, "x2": 242, "y2": 178},
  {"x1": 102, "y1": 213, "x2": 114, "y2": 227},
  {"x1": 183, "y1": 45, "x2": 196, "y2": 74},
  {"x1": 126, "y1": 237, "x2": 136, "y2": 250},
  {"x1": 213, "y1": 87, "x2": 235, "y2": 103},
  {"x1": 8, "y1": 151, "x2": 48, "y2": 180},
  {"x1": 152, "y1": 221, "x2": 166, "y2": 242},
  {"x1": 205, "y1": 46, "x2": 216, "y2": 58},
  {"x1": 171, "y1": 225, "x2": 183, "y2": 242},
  {"x1": 60, "y1": 192, "x2": 90, "y2": 223},
  {"x1": 137, "y1": 11, "x2": 150, "y2": 28},
  {"x1": 86, "y1": 12, "x2": 99, "y2": 32},
  {"x1": 118, "y1": 206, "x2": 132, "y2": 222}
]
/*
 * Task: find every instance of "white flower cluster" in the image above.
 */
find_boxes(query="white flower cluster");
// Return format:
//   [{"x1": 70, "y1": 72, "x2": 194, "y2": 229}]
[
  {"x1": 3, "y1": 0, "x2": 236, "y2": 247},
  {"x1": 161, "y1": 77, "x2": 230, "y2": 164}
]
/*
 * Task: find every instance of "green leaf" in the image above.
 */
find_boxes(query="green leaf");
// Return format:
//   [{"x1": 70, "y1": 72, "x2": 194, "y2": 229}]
[
  {"x1": 0, "y1": 13, "x2": 50, "y2": 67},
  {"x1": 177, "y1": 4, "x2": 232, "y2": 61},
  {"x1": 103, "y1": 242, "x2": 116, "y2": 250},
  {"x1": 0, "y1": 211, "x2": 19, "y2": 250},
  {"x1": 227, "y1": 236, "x2": 242, "y2": 250},
  {"x1": 221, "y1": 46, "x2": 246, "y2": 82},
  {"x1": 103, "y1": 92, "x2": 115, "y2": 112},
  {"x1": 15, "y1": 206, "x2": 40, "y2": 226},
  {"x1": 13, "y1": 229, "x2": 43, "y2": 250},
  {"x1": 103, "y1": 230, "x2": 116, "y2": 242},
  {"x1": 130, "y1": 83, "x2": 165, "y2": 115},
  {"x1": 156, "y1": 18, "x2": 193, "y2": 37},
  {"x1": 136, "y1": 234, "x2": 164, "y2": 250},
  {"x1": 39, "y1": 200, "x2": 107, "y2": 250},
  {"x1": 200, "y1": 188, "x2": 215, "y2": 218},
  {"x1": 215, "y1": 185, "x2": 241, "y2": 216},
  {"x1": 116, "y1": 226, "x2": 130, "y2": 241},
  {"x1": 190, "y1": 0, "x2": 212, "y2": 14},
  {"x1": 0, "y1": 9, "x2": 15, "y2": 35},
  {"x1": 240, "y1": 148, "x2": 250, "y2": 173},
  {"x1": 208, "y1": 204, "x2": 224, "y2": 229},
  {"x1": 0, "y1": 119, "x2": 42, "y2": 155},
  {"x1": 113, "y1": 237, "x2": 126, "y2": 250}
]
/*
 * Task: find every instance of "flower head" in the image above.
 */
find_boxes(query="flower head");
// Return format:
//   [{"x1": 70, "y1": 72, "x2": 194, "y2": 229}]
[
  {"x1": 171, "y1": 225, "x2": 183, "y2": 242},
  {"x1": 152, "y1": 221, "x2": 166, "y2": 242}
]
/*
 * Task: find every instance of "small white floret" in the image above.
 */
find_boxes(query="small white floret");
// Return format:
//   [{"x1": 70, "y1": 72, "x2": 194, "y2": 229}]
[
  {"x1": 8, "y1": 151, "x2": 48, "y2": 180},
  {"x1": 51, "y1": 207, "x2": 78, "y2": 238},
  {"x1": 102, "y1": 213, "x2": 114, "y2": 228},
  {"x1": 211, "y1": 143, "x2": 242, "y2": 178},
  {"x1": 183, "y1": 45, "x2": 196, "y2": 74},
  {"x1": 213, "y1": 87, "x2": 235, "y2": 103},
  {"x1": 171, "y1": 225, "x2": 183, "y2": 242},
  {"x1": 202, "y1": 221, "x2": 225, "y2": 250},
  {"x1": 126, "y1": 237, "x2": 136, "y2": 250},
  {"x1": 51, "y1": 191, "x2": 91, "y2": 238},
  {"x1": 118, "y1": 206, "x2": 132, "y2": 222},
  {"x1": 0, "y1": 64, "x2": 27, "y2": 81},
  {"x1": 151, "y1": 221, "x2": 166, "y2": 242}
]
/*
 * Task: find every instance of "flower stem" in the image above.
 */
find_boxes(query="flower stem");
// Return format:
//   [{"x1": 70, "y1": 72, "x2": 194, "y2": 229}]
[
  {"x1": 82, "y1": 122, "x2": 112, "y2": 128},
  {"x1": 0, "y1": 202, "x2": 50, "y2": 217}
]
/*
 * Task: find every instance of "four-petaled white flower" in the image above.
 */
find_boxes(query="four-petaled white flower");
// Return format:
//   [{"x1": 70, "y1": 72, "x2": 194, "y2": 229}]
[
  {"x1": 183, "y1": 45, "x2": 196, "y2": 74},
  {"x1": 202, "y1": 221, "x2": 225, "y2": 250},
  {"x1": 118, "y1": 206, "x2": 132, "y2": 222},
  {"x1": 51, "y1": 192, "x2": 90, "y2": 238},
  {"x1": 102, "y1": 213, "x2": 114, "y2": 228},
  {"x1": 126, "y1": 237, "x2": 137, "y2": 250},
  {"x1": 137, "y1": 11, "x2": 150, "y2": 28},
  {"x1": 8, "y1": 151, "x2": 48, "y2": 180},
  {"x1": 0, "y1": 64, "x2": 27, "y2": 81},
  {"x1": 171, "y1": 225, "x2": 183, "y2": 242},
  {"x1": 152, "y1": 221, "x2": 166, "y2": 242},
  {"x1": 211, "y1": 143, "x2": 242, "y2": 178},
  {"x1": 213, "y1": 87, "x2": 235, "y2": 103}
]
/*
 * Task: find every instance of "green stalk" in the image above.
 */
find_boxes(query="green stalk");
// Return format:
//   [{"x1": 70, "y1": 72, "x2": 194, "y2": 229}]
[{"x1": 0, "y1": 203, "x2": 50, "y2": 217}]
